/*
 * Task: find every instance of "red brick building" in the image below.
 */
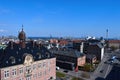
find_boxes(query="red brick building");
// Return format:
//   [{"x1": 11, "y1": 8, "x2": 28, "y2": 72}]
[
  {"x1": 0, "y1": 27, "x2": 56, "y2": 80},
  {"x1": 51, "y1": 48, "x2": 86, "y2": 70},
  {"x1": 108, "y1": 40, "x2": 120, "y2": 49}
]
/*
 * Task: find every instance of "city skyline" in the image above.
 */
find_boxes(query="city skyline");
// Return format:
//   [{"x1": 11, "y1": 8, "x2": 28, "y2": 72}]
[{"x1": 0, "y1": 0, "x2": 120, "y2": 38}]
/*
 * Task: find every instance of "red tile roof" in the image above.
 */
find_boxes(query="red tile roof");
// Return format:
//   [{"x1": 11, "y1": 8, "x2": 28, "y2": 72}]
[
  {"x1": 59, "y1": 40, "x2": 68, "y2": 45},
  {"x1": 108, "y1": 40, "x2": 120, "y2": 43},
  {"x1": 72, "y1": 39, "x2": 84, "y2": 43}
]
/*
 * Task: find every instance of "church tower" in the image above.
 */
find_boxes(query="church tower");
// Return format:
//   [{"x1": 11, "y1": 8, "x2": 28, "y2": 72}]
[{"x1": 18, "y1": 25, "x2": 26, "y2": 48}]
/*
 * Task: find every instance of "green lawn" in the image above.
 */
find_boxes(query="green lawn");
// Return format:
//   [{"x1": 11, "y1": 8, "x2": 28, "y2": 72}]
[
  {"x1": 56, "y1": 72, "x2": 65, "y2": 78},
  {"x1": 72, "y1": 77, "x2": 84, "y2": 80}
]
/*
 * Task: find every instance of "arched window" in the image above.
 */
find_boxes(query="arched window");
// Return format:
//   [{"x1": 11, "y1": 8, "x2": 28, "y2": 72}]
[
  {"x1": 46, "y1": 52, "x2": 50, "y2": 58},
  {"x1": 9, "y1": 56, "x2": 15, "y2": 64},
  {"x1": 36, "y1": 53, "x2": 41, "y2": 59}
]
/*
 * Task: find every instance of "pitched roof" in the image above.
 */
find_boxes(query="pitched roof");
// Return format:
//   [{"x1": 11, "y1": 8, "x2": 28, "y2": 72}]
[
  {"x1": 0, "y1": 41, "x2": 54, "y2": 68},
  {"x1": 51, "y1": 48, "x2": 85, "y2": 58}
]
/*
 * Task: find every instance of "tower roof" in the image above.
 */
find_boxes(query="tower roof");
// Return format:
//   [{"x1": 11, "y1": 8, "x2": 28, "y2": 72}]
[{"x1": 18, "y1": 25, "x2": 26, "y2": 40}]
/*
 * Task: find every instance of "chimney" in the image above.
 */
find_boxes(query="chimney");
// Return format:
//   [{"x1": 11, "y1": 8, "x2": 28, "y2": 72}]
[
  {"x1": 9, "y1": 41, "x2": 13, "y2": 49},
  {"x1": 31, "y1": 40, "x2": 35, "y2": 48},
  {"x1": 80, "y1": 42, "x2": 84, "y2": 53},
  {"x1": 20, "y1": 41, "x2": 26, "y2": 48}
]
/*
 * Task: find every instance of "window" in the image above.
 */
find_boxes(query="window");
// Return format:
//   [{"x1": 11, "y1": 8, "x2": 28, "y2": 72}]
[
  {"x1": 19, "y1": 67, "x2": 23, "y2": 74},
  {"x1": 37, "y1": 53, "x2": 41, "y2": 59},
  {"x1": 12, "y1": 69, "x2": 17, "y2": 76},
  {"x1": 33, "y1": 64, "x2": 36, "y2": 70},
  {"x1": 6, "y1": 61, "x2": 8, "y2": 64},
  {"x1": 19, "y1": 78, "x2": 23, "y2": 80},
  {"x1": 25, "y1": 66, "x2": 31, "y2": 73},
  {"x1": 43, "y1": 62, "x2": 46, "y2": 68},
  {"x1": 33, "y1": 74, "x2": 37, "y2": 79},
  {"x1": 9, "y1": 56, "x2": 16, "y2": 64},
  {"x1": 26, "y1": 66, "x2": 31, "y2": 71},
  {"x1": 44, "y1": 70, "x2": 46, "y2": 75},
  {"x1": 46, "y1": 52, "x2": 50, "y2": 58},
  {"x1": 26, "y1": 76, "x2": 31, "y2": 80},
  {"x1": 38, "y1": 63, "x2": 42, "y2": 68},
  {"x1": 38, "y1": 72, "x2": 42, "y2": 77},
  {"x1": 16, "y1": 51, "x2": 18, "y2": 54},
  {"x1": 4, "y1": 70, "x2": 9, "y2": 78},
  {"x1": 48, "y1": 67, "x2": 50, "y2": 72},
  {"x1": 48, "y1": 61, "x2": 50, "y2": 66},
  {"x1": 19, "y1": 59, "x2": 21, "y2": 61}
]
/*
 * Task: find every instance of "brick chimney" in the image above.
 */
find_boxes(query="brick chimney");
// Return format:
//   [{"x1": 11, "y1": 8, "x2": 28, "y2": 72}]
[{"x1": 9, "y1": 41, "x2": 13, "y2": 49}]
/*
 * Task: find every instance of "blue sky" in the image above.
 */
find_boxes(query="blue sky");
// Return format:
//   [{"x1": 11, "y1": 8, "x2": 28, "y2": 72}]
[{"x1": 0, "y1": 0, "x2": 120, "y2": 38}]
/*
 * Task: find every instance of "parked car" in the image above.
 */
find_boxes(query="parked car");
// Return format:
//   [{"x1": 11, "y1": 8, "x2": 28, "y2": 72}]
[
  {"x1": 56, "y1": 66, "x2": 60, "y2": 70},
  {"x1": 64, "y1": 70, "x2": 69, "y2": 73},
  {"x1": 100, "y1": 70, "x2": 104, "y2": 73}
]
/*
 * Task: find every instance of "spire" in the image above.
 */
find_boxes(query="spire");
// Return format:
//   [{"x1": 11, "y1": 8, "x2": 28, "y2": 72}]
[
  {"x1": 18, "y1": 25, "x2": 26, "y2": 41},
  {"x1": 18, "y1": 25, "x2": 26, "y2": 48},
  {"x1": 22, "y1": 24, "x2": 23, "y2": 31}
]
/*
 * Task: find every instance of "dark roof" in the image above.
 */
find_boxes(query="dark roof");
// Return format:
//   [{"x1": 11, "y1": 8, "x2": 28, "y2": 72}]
[
  {"x1": 87, "y1": 43, "x2": 104, "y2": 49},
  {"x1": 86, "y1": 54, "x2": 96, "y2": 59},
  {"x1": 0, "y1": 41, "x2": 54, "y2": 68},
  {"x1": 51, "y1": 49, "x2": 85, "y2": 58},
  {"x1": 105, "y1": 65, "x2": 120, "y2": 80}
]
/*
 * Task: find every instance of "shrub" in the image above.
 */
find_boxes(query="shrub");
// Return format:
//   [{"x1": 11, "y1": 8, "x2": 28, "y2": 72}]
[{"x1": 56, "y1": 72, "x2": 65, "y2": 78}]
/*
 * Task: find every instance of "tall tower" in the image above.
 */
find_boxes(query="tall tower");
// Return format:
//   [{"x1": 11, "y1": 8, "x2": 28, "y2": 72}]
[
  {"x1": 106, "y1": 29, "x2": 108, "y2": 40},
  {"x1": 106, "y1": 29, "x2": 109, "y2": 50},
  {"x1": 18, "y1": 25, "x2": 26, "y2": 48}
]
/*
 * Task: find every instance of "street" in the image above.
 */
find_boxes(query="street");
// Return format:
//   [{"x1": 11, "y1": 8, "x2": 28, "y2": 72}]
[{"x1": 90, "y1": 52, "x2": 120, "y2": 80}]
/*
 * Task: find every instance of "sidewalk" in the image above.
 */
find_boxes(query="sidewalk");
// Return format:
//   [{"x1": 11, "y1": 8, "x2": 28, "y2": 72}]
[{"x1": 57, "y1": 68, "x2": 92, "y2": 80}]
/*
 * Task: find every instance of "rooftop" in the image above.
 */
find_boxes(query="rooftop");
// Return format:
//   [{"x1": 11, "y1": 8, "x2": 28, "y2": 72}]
[{"x1": 0, "y1": 41, "x2": 55, "y2": 68}]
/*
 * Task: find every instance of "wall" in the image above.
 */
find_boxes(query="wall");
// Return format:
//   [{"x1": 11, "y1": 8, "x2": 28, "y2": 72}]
[
  {"x1": 77, "y1": 55, "x2": 86, "y2": 66},
  {"x1": 0, "y1": 58, "x2": 56, "y2": 80}
]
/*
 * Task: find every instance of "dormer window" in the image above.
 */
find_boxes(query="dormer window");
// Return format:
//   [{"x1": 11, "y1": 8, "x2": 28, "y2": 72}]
[
  {"x1": 46, "y1": 52, "x2": 50, "y2": 58},
  {"x1": 19, "y1": 48, "x2": 21, "y2": 50},
  {"x1": 37, "y1": 53, "x2": 41, "y2": 59},
  {"x1": 34, "y1": 56, "x2": 36, "y2": 59},
  {"x1": 16, "y1": 51, "x2": 18, "y2": 54},
  {"x1": 9, "y1": 56, "x2": 15, "y2": 64},
  {"x1": 27, "y1": 47, "x2": 29, "y2": 49},
  {"x1": 19, "y1": 59, "x2": 21, "y2": 61},
  {"x1": 6, "y1": 61, "x2": 8, "y2": 64},
  {"x1": 31, "y1": 50, "x2": 33, "y2": 53}
]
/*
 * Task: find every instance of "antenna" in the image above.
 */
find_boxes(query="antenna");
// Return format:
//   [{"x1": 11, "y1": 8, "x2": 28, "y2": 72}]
[
  {"x1": 22, "y1": 24, "x2": 23, "y2": 31},
  {"x1": 106, "y1": 29, "x2": 108, "y2": 40}
]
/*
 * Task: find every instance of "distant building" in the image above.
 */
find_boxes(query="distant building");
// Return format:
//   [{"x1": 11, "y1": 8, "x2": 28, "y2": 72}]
[
  {"x1": 108, "y1": 40, "x2": 120, "y2": 50},
  {"x1": 0, "y1": 27, "x2": 56, "y2": 80},
  {"x1": 72, "y1": 39, "x2": 84, "y2": 51},
  {"x1": 83, "y1": 38, "x2": 105, "y2": 61}
]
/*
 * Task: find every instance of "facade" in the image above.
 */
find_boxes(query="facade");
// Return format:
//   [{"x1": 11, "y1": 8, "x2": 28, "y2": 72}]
[
  {"x1": 83, "y1": 39, "x2": 105, "y2": 61},
  {"x1": 0, "y1": 58, "x2": 56, "y2": 80},
  {"x1": 108, "y1": 40, "x2": 120, "y2": 50},
  {"x1": 86, "y1": 54, "x2": 97, "y2": 64},
  {"x1": 0, "y1": 27, "x2": 56, "y2": 80}
]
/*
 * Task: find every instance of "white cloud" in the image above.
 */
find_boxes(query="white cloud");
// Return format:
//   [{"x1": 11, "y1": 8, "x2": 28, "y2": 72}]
[{"x1": 0, "y1": 29, "x2": 7, "y2": 33}]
